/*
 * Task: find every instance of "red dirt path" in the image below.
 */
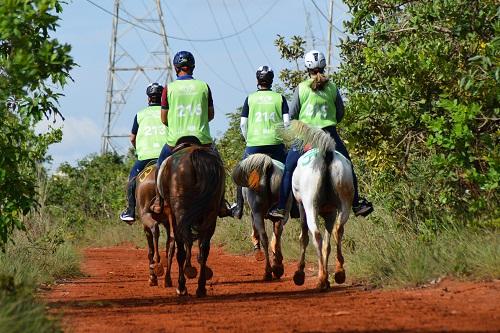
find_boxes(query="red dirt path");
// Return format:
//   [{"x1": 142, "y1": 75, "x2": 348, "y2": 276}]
[{"x1": 44, "y1": 245, "x2": 500, "y2": 332}]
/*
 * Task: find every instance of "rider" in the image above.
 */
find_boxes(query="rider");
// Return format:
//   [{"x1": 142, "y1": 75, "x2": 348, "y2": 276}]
[
  {"x1": 150, "y1": 50, "x2": 232, "y2": 217},
  {"x1": 269, "y1": 50, "x2": 374, "y2": 219},
  {"x1": 120, "y1": 83, "x2": 166, "y2": 223},
  {"x1": 231, "y1": 65, "x2": 289, "y2": 219}
]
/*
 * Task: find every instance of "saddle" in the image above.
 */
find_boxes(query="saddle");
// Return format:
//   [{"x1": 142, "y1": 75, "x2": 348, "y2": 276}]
[
  {"x1": 171, "y1": 136, "x2": 211, "y2": 154},
  {"x1": 137, "y1": 161, "x2": 156, "y2": 183}
]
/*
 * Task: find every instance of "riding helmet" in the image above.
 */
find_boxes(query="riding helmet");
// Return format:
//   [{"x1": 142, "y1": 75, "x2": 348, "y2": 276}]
[
  {"x1": 173, "y1": 51, "x2": 195, "y2": 69},
  {"x1": 256, "y1": 65, "x2": 274, "y2": 86},
  {"x1": 304, "y1": 50, "x2": 326, "y2": 70}
]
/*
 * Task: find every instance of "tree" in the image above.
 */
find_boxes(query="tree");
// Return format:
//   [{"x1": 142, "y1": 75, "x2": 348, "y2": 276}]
[
  {"x1": 0, "y1": 0, "x2": 75, "y2": 247},
  {"x1": 335, "y1": 0, "x2": 499, "y2": 225}
]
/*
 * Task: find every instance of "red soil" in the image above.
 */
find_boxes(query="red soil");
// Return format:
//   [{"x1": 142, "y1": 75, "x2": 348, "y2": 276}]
[{"x1": 43, "y1": 245, "x2": 500, "y2": 332}]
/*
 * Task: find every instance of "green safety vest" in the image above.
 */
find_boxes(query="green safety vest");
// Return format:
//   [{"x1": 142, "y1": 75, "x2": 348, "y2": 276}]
[
  {"x1": 246, "y1": 90, "x2": 283, "y2": 146},
  {"x1": 135, "y1": 105, "x2": 168, "y2": 160},
  {"x1": 166, "y1": 79, "x2": 212, "y2": 146},
  {"x1": 298, "y1": 79, "x2": 337, "y2": 128}
]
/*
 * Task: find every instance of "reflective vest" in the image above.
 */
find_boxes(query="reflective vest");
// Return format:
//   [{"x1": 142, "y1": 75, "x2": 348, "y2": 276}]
[
  {"x1": 298, "y1": 79, "x2": 337, "y2": 128},
  {"x1": 246, "y1": 90, "x2": 283, "y2": 146},
  {"x1": 166, "y1": 79, "x2": 212, "y2": 146},
  {"x1": 135, "y1": 105, "x2": 168, "y2": 160}
]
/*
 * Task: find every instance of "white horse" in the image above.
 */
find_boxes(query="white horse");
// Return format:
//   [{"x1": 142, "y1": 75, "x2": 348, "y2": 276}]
[
  {"x1": 231, "y1": 154, "x2": 291, "y2": 280},
  {"x1": 287, "y1": 120, "x2": 354, "y2": 290}
]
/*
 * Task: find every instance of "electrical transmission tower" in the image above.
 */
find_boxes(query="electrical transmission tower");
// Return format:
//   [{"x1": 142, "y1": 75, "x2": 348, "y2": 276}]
[{"x1": 101, "y1": 0, "x2": 174, "y2": 154}]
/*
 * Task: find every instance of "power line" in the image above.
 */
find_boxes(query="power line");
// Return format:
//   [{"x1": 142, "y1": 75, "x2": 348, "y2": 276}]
[
  {"x1": 237, "y1": 0, "x2": 273, "y2": 67},
  {"x1": 308, "y1": 0, "x2": 351, "y2": 37},
  {"x1": 206, "y1": 0, "x2": 249, "y2": 94},
  {"x1": 84, "y1": 0, "x2": 280, "y2": 42},
  {"x1": 161, "y1": 1, "x2": 247, "y2": 94},
  {"x1": 222, "y1": 0, "x2": 255, "y2": 73}
]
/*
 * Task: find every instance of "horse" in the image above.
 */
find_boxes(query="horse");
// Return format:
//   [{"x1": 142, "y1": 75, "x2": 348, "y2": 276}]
[
  {"x1": 286, "y1": 120, "x2": 354, "y2": 291},
  {"x1": 231, "y1": 154, "x2": 291, "y2": 281},
  {"x1": 157, "y1": 144, "x2": 224, "y2": 297},
  {"x1": 134, "y1": 164, "x2": 175, "y2": 288}
]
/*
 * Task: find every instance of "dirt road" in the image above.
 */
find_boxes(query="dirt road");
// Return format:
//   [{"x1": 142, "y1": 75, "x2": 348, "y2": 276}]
[{"x1": 44, "y1": 245, "x2": 499, "y2": 332}]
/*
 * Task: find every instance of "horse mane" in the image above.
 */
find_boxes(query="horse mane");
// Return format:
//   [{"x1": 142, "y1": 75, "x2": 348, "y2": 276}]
[
  {"x1": 231, "y1": 154, "x2": 275, "y2": 191},
  {"x1": 279, "y1": 120, "x2": 336, "y2": 156}
]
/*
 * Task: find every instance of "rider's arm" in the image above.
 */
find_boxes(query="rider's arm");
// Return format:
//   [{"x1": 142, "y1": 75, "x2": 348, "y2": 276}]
[
  {"x1": 288, "y1": 88, "x2": 300, "y2": 120},
  {"x1": 281, "y1": 96, "x2": 290, "y2": 127},
  {"x1": 130, "y1": 115, "x2": 138, "y2": 148},
  {"x1": 161, "y1": 85, "x2": 169, "y2": 126},
  {"x1": 335, "y1": 89, "x2": 345, "y2": 123},
  {"x1": 207, "y1": 85, "x2": 214, "y2": 121},
  {"x1": 240, "y1": 97, "x2": 249, "y2": 140}
]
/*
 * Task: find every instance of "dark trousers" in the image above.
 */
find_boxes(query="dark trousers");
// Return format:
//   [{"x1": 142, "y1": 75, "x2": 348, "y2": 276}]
[
  {"x1": 276, "y1": 126, "x2": 360, "y2": 208},
  {"x1": 243, "y1": 143, "x2": 286, "y2": 163},
  {"x1": 156, "y1": 144, "x2": 173, "y2": 170}
]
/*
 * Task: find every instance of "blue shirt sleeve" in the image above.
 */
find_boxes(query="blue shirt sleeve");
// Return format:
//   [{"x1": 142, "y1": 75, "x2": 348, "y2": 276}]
[
  {"x1": 281, "y1": 96, "x2": 289, "y2": 115},
  {"x1": 241, "y1": 97, "x2": 249, "y2": 117},
  {"x1": 131, "y1": 115, "x2": 138, "y2": 135},
  {"x1": 335, "y1": 89, "x2": 345, "y2": 123}
]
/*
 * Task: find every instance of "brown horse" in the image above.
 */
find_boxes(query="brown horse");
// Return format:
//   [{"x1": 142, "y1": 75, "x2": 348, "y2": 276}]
[
  {"x1": 135, "y1": 164, "x2": 175, "y2": 287},
  {"x1": 157, "y1": 145, "x2": 225, "y2": 297}
]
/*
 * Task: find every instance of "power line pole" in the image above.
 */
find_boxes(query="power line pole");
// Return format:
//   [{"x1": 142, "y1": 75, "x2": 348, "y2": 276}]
[
  {"x1": 326, "y1": 0, "x2": 334, "y2": 73},
  {"x1": 101, "y1": 0, "x2": 174, "y2": 154}
]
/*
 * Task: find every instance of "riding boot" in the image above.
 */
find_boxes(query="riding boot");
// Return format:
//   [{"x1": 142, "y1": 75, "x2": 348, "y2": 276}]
[
  {"x1": 150, "y1": 168, "x2": 163, "y2": 214},
  {"x1": 230, "y1": 186, "x2": 244, "y2": 219},
  {"x1": 119, "y1": 180, "x2": 136, "y2": 223}
]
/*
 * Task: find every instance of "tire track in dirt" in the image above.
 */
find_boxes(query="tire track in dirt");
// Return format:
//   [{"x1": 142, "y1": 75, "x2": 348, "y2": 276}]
[{"x1": 43, "y1": 245, "x2": 500, "y2": 332}]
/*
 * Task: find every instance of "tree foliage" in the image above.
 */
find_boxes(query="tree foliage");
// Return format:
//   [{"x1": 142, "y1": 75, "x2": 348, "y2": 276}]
[
  {"x1": 0, "y1": 0, "x2": 75, "y2": 247},
  {"x1": 335, "y1": 0, "x2": 498, "y2": 224},
  {"x1": 274, "y1": 1, "x2": 498, "y2": 228}
]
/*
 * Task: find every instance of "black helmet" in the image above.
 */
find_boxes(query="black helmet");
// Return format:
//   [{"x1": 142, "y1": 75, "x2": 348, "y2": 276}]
[
  {"x1": 256, "y1": 65, "x2": 274, "y2": 86},
  {"x1": 173, "y1": 51, "x2": 195, "y2": 69},
  {"x1": 146, "y1": 82, "x2": 163, "y2": 97}
]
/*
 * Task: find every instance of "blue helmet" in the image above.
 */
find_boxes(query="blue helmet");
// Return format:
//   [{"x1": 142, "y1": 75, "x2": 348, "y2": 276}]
[
  {"x1": 146, "y1": 82, "x2": 163, "y2": 97},
  {"x1": 173, "y1": 51, "x2": 195, "y2": 69}
]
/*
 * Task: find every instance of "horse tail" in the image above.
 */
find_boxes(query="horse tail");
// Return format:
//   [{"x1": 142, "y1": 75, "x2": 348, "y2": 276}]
[
  {"x1": 180, "y1": 147, "x2": 224, "y2": 240},
  {"x1": 231, "y1": 153, "x2": 274, "y2": 192},
  {"x1": 281, "y1": 120, "x2": 336, "y2": 157}
]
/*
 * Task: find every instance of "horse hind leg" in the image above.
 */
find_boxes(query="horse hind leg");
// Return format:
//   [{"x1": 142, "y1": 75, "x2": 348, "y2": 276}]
[
  {"x1": 184, "y1": 242, "x2": 198, "y2": 279},
  {"x1": 271, "y1": 220, "x2": 284, "y2": 279},
  {"x1": 144, "y1": 225, "x2": 158, "y2": 286},
  {"x1": 333, "y1": 206, "x2": 349, "y2": 284},
  {"x1": 151, "y1": 223, "x2": 163, "y2": 277},
  {"x1": 321, "y1": 213, "x2": 335, "y2": 289},
  {"x1": 254, "y1": 212, "x2": 272, "y2": 281},
  {"x1": 164, "y1": 222, "x2": 175, "y2": 288},
  {"x1": 304, "y1": 201, "x2": 328, "y2": 291},
  {"x1": 175, "y1": 240, "x2": 188, "y2": 296},
  {"x1": 195, "y1": 238, "x2": 213, "y2": 298},
  {"x1": 293, "y1": 202, "x2": 308, "y2": 286}
]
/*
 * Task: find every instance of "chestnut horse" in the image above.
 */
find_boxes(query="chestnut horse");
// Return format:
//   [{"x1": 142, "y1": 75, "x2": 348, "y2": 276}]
[
  {"x1": 135, "y1": 164, "x2": 175, "y2": 287},
  {"x1": 157, "y1": 145, "x2": 225, "y2": 297}
]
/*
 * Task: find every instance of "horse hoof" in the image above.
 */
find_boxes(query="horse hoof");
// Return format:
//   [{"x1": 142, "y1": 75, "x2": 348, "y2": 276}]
[
  {"x1": 205, "y1": 266, "x2": 213, "y2": 280},
  {"x1": 254, "y1": 250, "x2": 265, "y2": 262},
  {"x1": 154, "y1": 263, "x2": 164, "y2": 277},
  {"x1": 272, "y1": 264, "x2": 284, "y2": 279},
  {"x1": 334, "y1": 270, "x2": 346, "y2": 284},
  {"x1": 176, "y1": 287, "x2": 188, "y2": 296},
  {"x1": 196, "y1": 288, "x2": 207, "y2": 298},
  {"x1": 293, "y1": 271, "x2": 305, "y2": 286},
  {"x1": 184, "y1": 266, "x2": 198, "y2": 279},
  {"x1": 164, "y1": 276, "x2": 173, "y2": 288},
  {"x1": 263, "y1": 271, "x2": 273, "y2": 281},
  {"x1": 149, "y1": 276, "x2": 158, "y2": 287},
  {"x1": 316, "y1": 280, "x2": 330, "y2": 291}
]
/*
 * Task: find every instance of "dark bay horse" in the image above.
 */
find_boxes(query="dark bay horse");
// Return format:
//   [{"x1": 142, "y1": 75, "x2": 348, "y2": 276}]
[
  {"x1": 231, "y1": 154, "x2": 291, "y2": 281},
  {"x1": 157, "y1": 145, "x2": 225, "y2": 297}
]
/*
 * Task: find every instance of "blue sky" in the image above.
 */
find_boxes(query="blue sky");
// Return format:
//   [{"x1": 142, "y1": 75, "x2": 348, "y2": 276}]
[{"x1": 41, "y1": 0, "x2": 350, "y2": 169}]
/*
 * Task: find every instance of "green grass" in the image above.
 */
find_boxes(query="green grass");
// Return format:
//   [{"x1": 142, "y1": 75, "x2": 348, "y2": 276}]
[{"x1": 213, "y1": 208, "x2": 500, "y2": 288}]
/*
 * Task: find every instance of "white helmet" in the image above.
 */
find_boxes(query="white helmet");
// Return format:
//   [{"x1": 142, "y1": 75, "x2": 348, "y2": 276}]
[{"x1": 304, "y1": 50, "x2": 326, "y2": 70}]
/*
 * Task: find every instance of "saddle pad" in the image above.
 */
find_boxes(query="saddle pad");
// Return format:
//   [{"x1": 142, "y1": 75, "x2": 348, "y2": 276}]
[
  {"x1": 271, "y1": 159, "x2": 284, "y2": 171},
  {"x1": 298, "y1": 148, "x2": 349, "y2": 167},
  {"x1": 138, "y1": 164, "x2": 155, "y2": 183}
]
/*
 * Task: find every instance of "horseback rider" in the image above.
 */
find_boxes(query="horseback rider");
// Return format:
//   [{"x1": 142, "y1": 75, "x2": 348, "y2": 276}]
[
  {"x1": 269, "y1": 50, "x2": 374, "y2": 219},
  {"x1": 120, "y1": 83, "x2": 166, "y2": 223},
  {"x1": 150, "y1": 50, "x2": 232, "y2": 217},
  {"x1": 231, "y1": 65, "x2": 289, "y2": 219}
]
